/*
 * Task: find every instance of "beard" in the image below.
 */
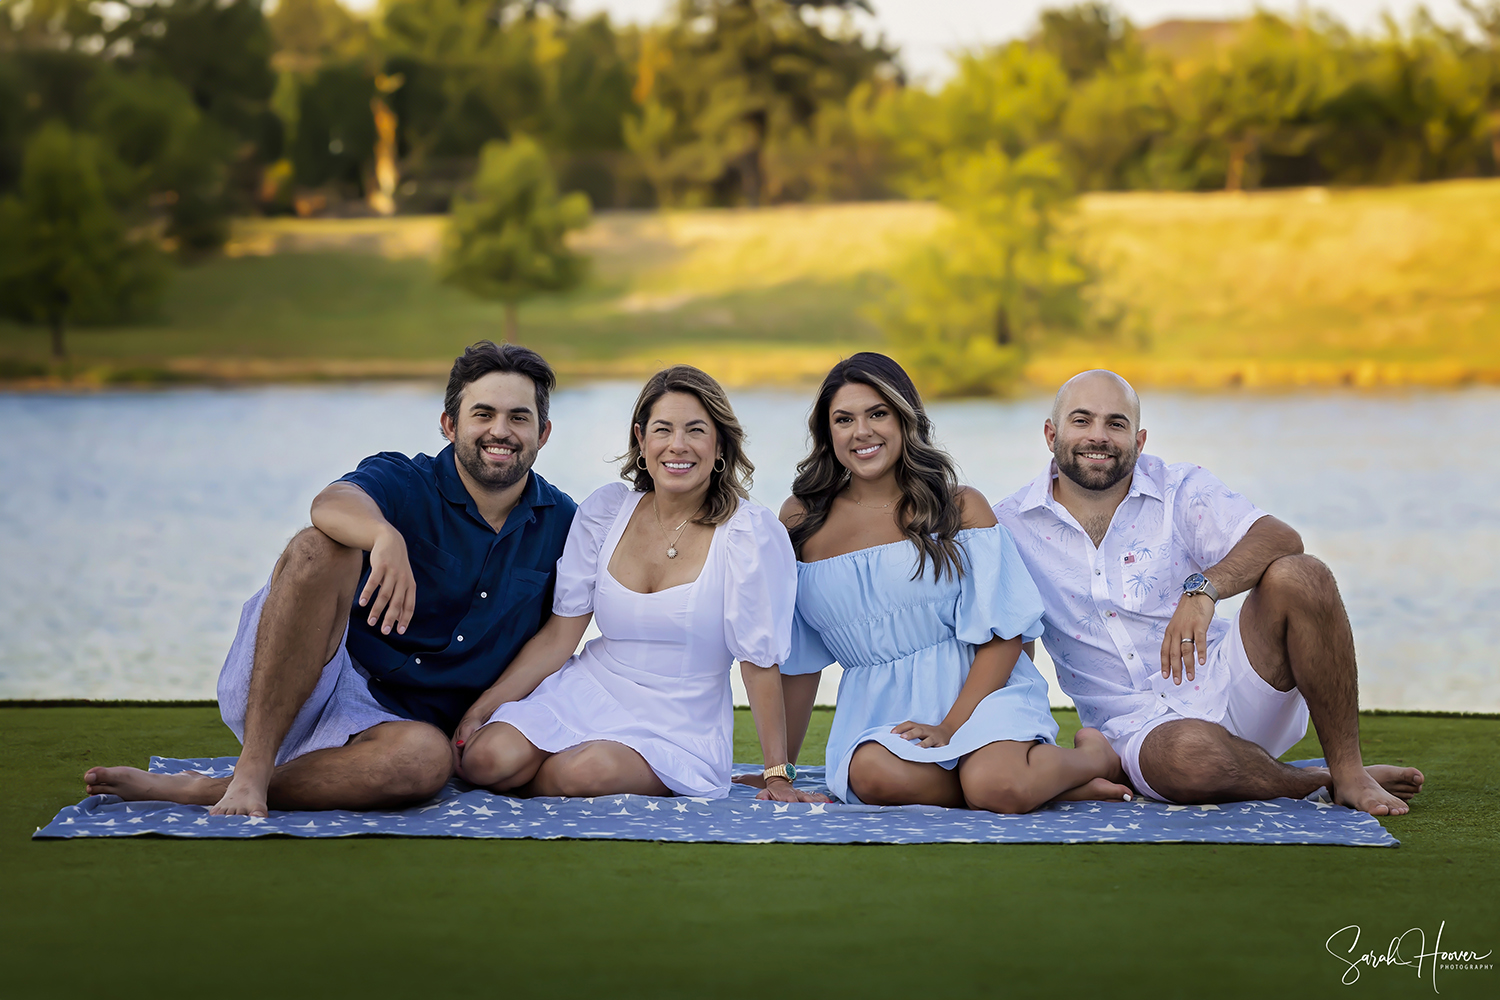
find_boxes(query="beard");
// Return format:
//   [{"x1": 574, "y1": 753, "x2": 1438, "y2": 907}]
[
  {"x1": 1054, "y1": 438, "x2": 1139, "y2": 492},
  {"x1": 455, "y1": 434, "x2": 537, "y2": 491}
]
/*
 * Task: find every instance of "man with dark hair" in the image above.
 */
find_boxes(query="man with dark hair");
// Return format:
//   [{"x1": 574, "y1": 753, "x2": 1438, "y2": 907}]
[
  {"x1": 995, "y1": 370, "x2": 1424, "y2": 816},
  {"x1": 85, "y1": 341, "x2": 576, "y2": 816}
]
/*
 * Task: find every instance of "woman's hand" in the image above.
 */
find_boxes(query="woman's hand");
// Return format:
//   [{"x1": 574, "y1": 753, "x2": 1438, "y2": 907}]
[
  {"x1": 892, "y1": 720, "x2": 954, "y2": 748},
  {"x1": 451, "y1": 692, "x2": 504, "y2": 771},
  {"x1": 756, "y1": 778, "x2": 831, "y2": 803}
]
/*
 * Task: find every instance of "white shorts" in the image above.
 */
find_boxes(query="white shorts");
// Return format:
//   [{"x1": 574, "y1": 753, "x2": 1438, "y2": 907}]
[
  {"x1": 1117, "y1": 611, "x2": 1310, "y2": 803},
  {"x1": 216, "y1": 577, "x2": 407, "y2": 767}
]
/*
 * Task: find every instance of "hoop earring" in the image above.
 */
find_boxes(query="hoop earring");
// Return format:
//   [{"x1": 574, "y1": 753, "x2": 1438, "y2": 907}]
[
  {"x1": 714, "y1": 456, "x2": 726, "y2": 473},
  {"x1": 636, "y1": 455, "x2": 647, "y2": 470}
]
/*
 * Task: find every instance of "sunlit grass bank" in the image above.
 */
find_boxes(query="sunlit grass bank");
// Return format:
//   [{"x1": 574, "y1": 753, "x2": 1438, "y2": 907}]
[
  {"x1": 3, "y1": 705, "x2": 1496, "y2": 999},
  {"x1": 3, "y1": 182, "x2": 1498, "y2": 389}
]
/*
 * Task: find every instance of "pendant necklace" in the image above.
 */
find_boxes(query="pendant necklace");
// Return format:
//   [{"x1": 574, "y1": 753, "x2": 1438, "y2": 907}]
[{"x1": 652, "y1": 495, "x2": 694, "y2": 558}]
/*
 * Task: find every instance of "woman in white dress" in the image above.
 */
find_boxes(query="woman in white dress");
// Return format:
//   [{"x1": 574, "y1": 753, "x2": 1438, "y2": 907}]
[{"x1": 452, "y1": 366, "x2": 826, "y2": 802}]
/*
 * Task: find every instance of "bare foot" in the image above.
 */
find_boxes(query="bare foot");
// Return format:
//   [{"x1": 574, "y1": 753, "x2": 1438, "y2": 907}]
[
  {"x1": 1053, "y1": 776, "x2": 1135, "y2": 802},
  {"x1": 209, "y1": 773, "x2": 270, "y2": 817},
  {"x1": 1072, "y1": 727, "x2": 1129, "y2": 785},
  {"x1": 84, "y1": 766, "x2": 224, "y2": 805},
  {"x1": 1331, "y1": 766, "x2": 1415, "y2": 816},
  {"x1": 1367, "y1": 764, "x2": 1424, "y2": 802}
]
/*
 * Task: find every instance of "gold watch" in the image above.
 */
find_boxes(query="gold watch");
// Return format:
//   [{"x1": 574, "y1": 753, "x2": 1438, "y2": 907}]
[{"x1": 762, "y1": 763, "x2": 797, "y2": 784}]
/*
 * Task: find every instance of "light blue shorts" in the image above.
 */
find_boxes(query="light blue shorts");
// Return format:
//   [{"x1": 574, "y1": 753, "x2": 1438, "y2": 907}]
[{"x1": 216, "y1": 577, "x2": 406, "y2": 767}]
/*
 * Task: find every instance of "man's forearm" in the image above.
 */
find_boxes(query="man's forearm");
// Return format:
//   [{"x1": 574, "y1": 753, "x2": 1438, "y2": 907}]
[
  {"x1": 1204, "y1": 515, "x2": 1304, "y2": 599},
  {"x1": 310, "y1": 483, "x2": 396, "y2": 551}
]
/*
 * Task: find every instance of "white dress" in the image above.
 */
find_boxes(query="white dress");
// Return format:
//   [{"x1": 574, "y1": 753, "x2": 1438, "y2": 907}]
[{"x1": 484, "y1": 482, "x2": 796, "y2": 798}]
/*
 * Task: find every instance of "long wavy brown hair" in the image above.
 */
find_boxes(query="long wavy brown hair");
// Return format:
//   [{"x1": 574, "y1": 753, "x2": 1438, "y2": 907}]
[
  {"x1": 619, "y1": 365, "x2": 752, "y2": 526},
  {"x1": 789, "y1": 353, "x2": 966, "y2": 580}
]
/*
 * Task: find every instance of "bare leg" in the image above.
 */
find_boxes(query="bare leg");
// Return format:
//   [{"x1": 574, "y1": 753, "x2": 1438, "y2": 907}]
[
  {"x1": 457, "y1": 721, "x2": 550, "y2": 792},
  {"x1": 958, "y1": 729, "x2": 1131, "y2": 814},
  {"x1": 1238, "y1": 554, "x2": 1423, "y2": 815},
  {"x1": 528, "y1": 741, "x2": 673, "y2": 797},
  {"x1": 227, "y1": 527, "x2": 363, "y2": 815},
  {"x1": 846, "y1": 742, "x2": 965, "y2": 807},
  {"x1": 1140, "y1": 718, "x2": 1331, "y2": 803},
  {"x1": 83, "y1": 720, "x2": 452, "y2": 810}
]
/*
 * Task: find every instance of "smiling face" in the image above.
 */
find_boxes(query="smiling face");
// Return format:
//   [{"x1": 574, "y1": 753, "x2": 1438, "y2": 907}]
[
  {"x1": 635, "y1": 391, "x2": 719, "y2": 498},
  {"x1": 1044, "y1": 372, "x2": 1146, "y2": 492},
  {"x1": 441, "y1": 371, "x2": 550, "y2": 491},
  {"x1": 828, "y1": 381, "x2": 904, "y2": 484}
]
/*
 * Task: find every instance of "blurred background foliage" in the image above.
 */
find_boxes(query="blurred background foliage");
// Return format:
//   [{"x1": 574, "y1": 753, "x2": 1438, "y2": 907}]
[
  {"x1": 5, "y1": 0, "x2": 1496, "y2": 230},
  {"x1": 2, "y1": 0, "x2": 1499, "y2": 385}
]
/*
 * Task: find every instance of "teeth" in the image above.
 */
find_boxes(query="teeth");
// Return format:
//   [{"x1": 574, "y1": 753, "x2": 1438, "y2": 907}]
[
  {"x1": 664, "y1": 462, "x2": 693, "y2": 469},
  {"x1": 854, "y1": 445, "x2": 880, "y2": 456}
]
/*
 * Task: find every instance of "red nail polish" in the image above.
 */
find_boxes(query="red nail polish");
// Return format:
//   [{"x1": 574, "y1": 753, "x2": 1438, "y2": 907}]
[{"x1": 456, "y1": 740, "x2": 465, "y2": 747}]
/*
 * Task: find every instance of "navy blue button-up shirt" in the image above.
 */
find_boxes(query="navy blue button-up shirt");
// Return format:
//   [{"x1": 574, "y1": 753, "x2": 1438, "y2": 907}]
[{"x1": 339, "y1": 445, "x2": 576, "y2": 733}]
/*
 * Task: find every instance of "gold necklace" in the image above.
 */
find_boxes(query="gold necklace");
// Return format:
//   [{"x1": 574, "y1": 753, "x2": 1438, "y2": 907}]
[
  {"x1": 652, "y1": 495, "x2": 696, "y2": 559},
  {"x1": 847, "y1": 489, "x2": 898, "y2": 511}
]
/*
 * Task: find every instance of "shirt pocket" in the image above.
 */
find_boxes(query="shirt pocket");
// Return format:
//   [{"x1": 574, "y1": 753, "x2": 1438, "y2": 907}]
[
  {"x1": 1119, "y1": 551, "x2": 1166, "y2": 613},
  {"x1": 503, "y1": 567, "x2": 554, "y2": 618},
  {"x1": 406, "y1": 536, "x2": 461, "y2": 575}
]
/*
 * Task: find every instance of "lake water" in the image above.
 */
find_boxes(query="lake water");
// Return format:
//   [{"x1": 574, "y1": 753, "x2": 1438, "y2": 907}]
[{"x1": 1, "y1": 383, "x2": 1495, "y2": 713}]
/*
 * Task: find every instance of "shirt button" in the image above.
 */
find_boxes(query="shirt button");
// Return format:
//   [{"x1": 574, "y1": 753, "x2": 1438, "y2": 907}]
[
  {"x1": 1095, "y1": 570, "x2": 1101, "y2": 576},
  {"x1": 480, "y1": 592, "x2": 488, "y2": 599},
  {"x1": 1108, "y1": 612, "x2": 1116, "y2": 617},
  {"x1": 457, "y1": 635, "x2": 464, "y2": 642},
  {"x1": 415, "y1": 657, "x2": 422, "y2": 665},
  {"x1": 1128, "y1": 653, "x2": 1134, "y2": 659}
]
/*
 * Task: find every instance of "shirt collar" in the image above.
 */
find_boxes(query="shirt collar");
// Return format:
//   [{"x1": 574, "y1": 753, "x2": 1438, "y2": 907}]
[{"x1": 1018, "y1": 454, "x2": 1163, "y2": 512}]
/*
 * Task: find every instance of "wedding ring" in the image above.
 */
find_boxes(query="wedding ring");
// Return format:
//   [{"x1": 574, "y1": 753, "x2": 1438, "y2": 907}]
[{"x1": 1180, "y1": 638, "x2": 1194, "y2": 643}]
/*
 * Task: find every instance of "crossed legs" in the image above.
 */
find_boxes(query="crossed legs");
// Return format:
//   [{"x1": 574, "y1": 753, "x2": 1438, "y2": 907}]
[
  {"x1": 847, "y1": 727, "x2": 1132, "y2": 813},
  {"x1": 83, "y1": 527, "x2": 452, "y2": 816},
  {"x1": 1138, "y1": 554, "x2": 1424, "y2": 815},
  {"x1": 459, "y1": 722, "x2": 672, "y2": 797}
]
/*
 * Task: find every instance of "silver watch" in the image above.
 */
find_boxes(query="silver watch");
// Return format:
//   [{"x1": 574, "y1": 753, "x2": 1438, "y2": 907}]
[{"x1": 1182, "y1": 573, "x2": 1219, "y2": 603}]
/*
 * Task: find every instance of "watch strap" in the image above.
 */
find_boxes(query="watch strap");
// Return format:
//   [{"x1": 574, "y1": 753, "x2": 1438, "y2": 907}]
[{"x1": 763, "y1": 763, "x2": 796, "y2": 784}]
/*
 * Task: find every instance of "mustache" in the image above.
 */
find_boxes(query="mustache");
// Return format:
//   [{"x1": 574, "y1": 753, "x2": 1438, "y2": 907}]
[{"x1": 475, "y1": 436, "x2": 525, "y2": 451}]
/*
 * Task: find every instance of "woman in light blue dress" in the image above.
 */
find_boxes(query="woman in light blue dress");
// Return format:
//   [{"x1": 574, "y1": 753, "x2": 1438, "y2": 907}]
[{"x1": 778, "y1": 354, "x2": 1133, "y2": 810}]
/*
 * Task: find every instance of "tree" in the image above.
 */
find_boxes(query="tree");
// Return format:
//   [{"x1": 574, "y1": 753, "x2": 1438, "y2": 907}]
[
  {"x1": 878, "y1": 144, "x2": 1106, "y2": 397},
  {"x1": 0, "y1": 124, "x2": 165, "y2": 359},
  {"x1": 440, "y1": 135, "x2": 590, "y2": 341},
  {"x1": 627, "y1": 0, "x2": 894, "y2": 206}
]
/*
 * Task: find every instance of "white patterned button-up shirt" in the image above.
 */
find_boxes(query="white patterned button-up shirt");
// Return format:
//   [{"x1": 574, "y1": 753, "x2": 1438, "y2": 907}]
[{"x1": 993, "y1": 455, "x2": 1267, "y2": 745}]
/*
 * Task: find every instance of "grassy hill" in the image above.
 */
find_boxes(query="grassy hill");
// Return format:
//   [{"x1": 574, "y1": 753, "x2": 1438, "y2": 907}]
[{"x1": 3, "y1": 180, "x2": 1499, "y2": 389}]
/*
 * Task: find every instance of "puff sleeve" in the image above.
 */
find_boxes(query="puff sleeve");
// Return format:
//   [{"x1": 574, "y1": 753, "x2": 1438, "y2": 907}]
[
  {"x1": 953, "y1": 524, "x2": 1046, "y2": 646},
  {"x1": 721, "y1": 502, "x2": 798, "y2": 669},
  {"x1": 551, "y1": 482, "x2": 630, "y2": 618},
  {"x1": 779, "y1": 603, "x2": 836, "y2": 676}
]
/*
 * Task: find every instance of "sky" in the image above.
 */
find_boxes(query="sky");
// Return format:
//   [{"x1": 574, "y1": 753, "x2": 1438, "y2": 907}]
[{"x1": 559, "y1": 1, "x2": 1482, "y2": 83}]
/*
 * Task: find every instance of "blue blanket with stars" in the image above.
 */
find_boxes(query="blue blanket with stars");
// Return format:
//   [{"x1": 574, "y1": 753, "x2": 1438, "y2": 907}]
[{"x1": 33, "y1": 757, "x2": 1397, "y2": 847}]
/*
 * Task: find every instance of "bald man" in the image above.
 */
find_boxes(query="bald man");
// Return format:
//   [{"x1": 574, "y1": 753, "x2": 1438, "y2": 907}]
[{"x1": 993, "y1": 370, "x2": 1423, "y2": 815}]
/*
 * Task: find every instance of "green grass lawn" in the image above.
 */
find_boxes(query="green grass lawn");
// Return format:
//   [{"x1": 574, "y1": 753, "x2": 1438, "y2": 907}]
[
  {"x1": 4, "y1": 182, "x2": 1500, "y2": 388},
  {"x1": 3, "y1": 706, "x2": 1495, "y2": 999}
]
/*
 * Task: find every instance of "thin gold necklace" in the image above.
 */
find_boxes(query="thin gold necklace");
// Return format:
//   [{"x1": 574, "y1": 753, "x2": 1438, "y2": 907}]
[
  {"x1": 652, "y1": 495, "x2": 696, "y2": 558},
  {"x1": 846, "y1": 487, "x2": 898, "y2": 511}
]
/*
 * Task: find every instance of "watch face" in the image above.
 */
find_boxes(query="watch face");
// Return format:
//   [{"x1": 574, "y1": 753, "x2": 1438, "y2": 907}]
[
  {"x1": 1183, "y1": 573, "x2": 1207, "y2": 592},
  {"x1": 784, "y1": 764, "x2": 797, "y2": 781}
]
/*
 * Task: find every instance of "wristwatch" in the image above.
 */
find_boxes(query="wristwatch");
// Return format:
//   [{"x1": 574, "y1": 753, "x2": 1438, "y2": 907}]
[
  {"x1": 763, "y1": 763, "x2": 797, "y2": 784},
  {"x1": 1182, "y1": 573, "x2": 1220, "y2": 603}
]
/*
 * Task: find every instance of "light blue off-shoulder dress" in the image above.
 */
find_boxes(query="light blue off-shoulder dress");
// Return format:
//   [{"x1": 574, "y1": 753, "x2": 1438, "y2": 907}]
[{"x1": 783, "y1": 524, "x2": 1057, "y2": 804}]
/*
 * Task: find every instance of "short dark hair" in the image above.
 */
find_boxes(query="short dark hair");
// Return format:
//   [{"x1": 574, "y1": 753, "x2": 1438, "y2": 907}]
[{"x1": 444, "y1": 341, "x2": 556, "y2": 427}]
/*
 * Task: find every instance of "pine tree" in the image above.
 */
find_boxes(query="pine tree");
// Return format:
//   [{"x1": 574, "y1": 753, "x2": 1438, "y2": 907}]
[{"x1": 439, "y1": 135, "x2": 591, "y2": 341}]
